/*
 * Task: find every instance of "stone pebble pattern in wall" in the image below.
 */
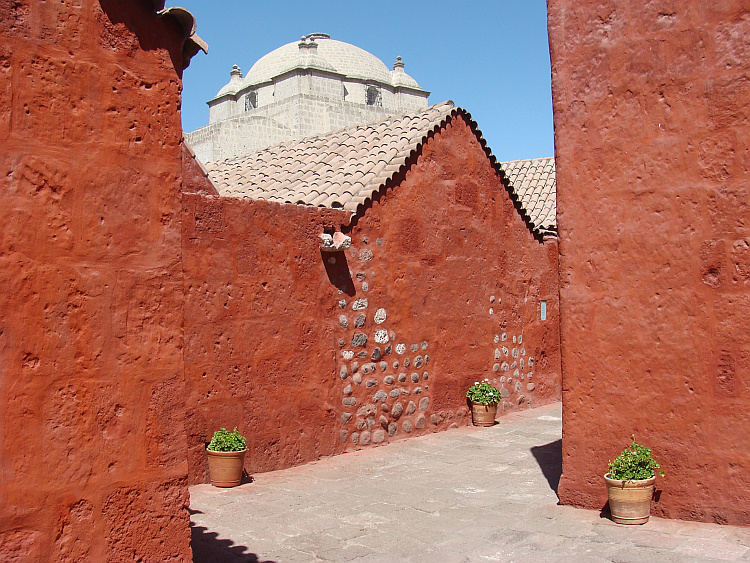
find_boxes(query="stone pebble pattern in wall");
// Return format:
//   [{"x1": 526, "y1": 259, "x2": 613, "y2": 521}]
[
  {"x1": 332, "y1": 236, "x2": 467, "y2": 448},
  {"x1": 487, "y1": 295, "x2": 536, "y2": 411}
]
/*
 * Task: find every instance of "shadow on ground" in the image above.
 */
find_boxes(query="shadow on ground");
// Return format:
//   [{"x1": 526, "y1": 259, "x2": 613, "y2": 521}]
[
  {"x1": 530, "y1": 439, "x2": 562, "y2": 495},
  {"x1": 190, "y1": 509, "x2": 276, "y2": 563}
]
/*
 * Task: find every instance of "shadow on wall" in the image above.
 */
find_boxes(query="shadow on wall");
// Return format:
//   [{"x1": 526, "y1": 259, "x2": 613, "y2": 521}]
[
  {"x1": 530, "y1": 439, "x2": 562, "y2": 496},
  {"x1": 190, "y1": 509, "x2": 277, "y2": 563},
  {"x1": 322, "y1": 249, "x2": 355, "y2": 296}
]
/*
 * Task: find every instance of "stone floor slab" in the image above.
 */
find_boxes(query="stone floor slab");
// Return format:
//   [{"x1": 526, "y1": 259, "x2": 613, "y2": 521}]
[{"x1": 191, "y1": 402, "x2": 750, "y2": 562}]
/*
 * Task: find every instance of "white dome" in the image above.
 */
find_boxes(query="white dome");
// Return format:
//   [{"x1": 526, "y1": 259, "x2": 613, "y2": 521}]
[{"x1": 241, "y1": 33, "x2": 395, "y2": 88}]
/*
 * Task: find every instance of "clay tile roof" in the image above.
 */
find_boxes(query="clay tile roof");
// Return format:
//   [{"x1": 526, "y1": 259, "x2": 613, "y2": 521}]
[
  {"x1": 499, "y1": 157, "x2": 556, "y2": 235},
  {"x1": 205, "y1": 101, "x2": 556, "y2": 235}
]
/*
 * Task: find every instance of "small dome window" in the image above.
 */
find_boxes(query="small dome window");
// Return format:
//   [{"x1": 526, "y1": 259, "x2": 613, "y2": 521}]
[
  {"x1": 365, "y1": 84, "x2": 382, "y2": 107},
  {"x1": 244, "y1": 90, "x2": 258, "y2": 111}
]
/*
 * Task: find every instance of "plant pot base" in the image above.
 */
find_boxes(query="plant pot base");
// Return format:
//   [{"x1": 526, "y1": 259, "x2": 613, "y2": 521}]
[
  {"x1": 207, "y1": 449, "x2": 246, "y2": 487},
  {"x1": 470, "y1": 401, "x2": 498, "y2": 426},
  {"x1": 604, "y1": 474, "x2": 656, "y2": 525}
]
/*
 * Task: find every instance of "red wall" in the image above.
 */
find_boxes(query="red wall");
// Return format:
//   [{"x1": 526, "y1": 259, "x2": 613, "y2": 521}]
[
  {"x1": 181, "y1": 195, "x2": 350, "y2": 480},
  {"x1": 549, "y1": 0, "x2": 750, "y2": 523},
  {"x1": 0, "y1": 1, "x2": 192, "y2": 560},
  {"x1": 182, "y1": 115, "x2": 560, "y2": 482}
]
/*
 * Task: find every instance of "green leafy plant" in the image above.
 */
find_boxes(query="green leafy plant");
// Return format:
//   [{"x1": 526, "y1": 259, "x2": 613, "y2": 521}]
[
  {"x1": 466, "y1": 380, "x2": 500, "y2": 405},
  {"x1": 207, "y1": 427, "x2": 246, "y2": 452},
  {"x1": 608, "y1": 436, "x2": 665, "y2": 480}
]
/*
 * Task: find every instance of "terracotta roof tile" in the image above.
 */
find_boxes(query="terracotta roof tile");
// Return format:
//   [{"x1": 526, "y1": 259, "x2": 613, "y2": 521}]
[{"x1": 206, "y1": 101, "x2": 556, "y2": 235}]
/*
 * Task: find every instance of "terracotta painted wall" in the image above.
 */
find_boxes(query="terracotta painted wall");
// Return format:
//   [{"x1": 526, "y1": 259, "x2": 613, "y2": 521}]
[
  {"x1": 548, "y1": 0, "x2": 750, "y2": 523},
  {"x1": 182, "y1": 115, "x2": 560, "y2": 482},
  {"x1": 181, "y1": 195, "x2": 350, "y2": 481},
  {"x1": 0, "y1": 1, "x2": 192, "y2": 560}
]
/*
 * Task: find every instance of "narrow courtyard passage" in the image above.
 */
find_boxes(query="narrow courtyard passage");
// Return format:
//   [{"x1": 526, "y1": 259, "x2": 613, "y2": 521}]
[{"x1": 190, "y1": 403, "x2": 750, "y2": 562}]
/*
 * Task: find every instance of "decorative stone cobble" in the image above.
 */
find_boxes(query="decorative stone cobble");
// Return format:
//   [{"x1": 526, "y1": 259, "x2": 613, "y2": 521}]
[
  {"x1": 393, "y1": 360, "x2": 399, "y2": 369},
  {"x1": 379, "y1": 361, "x2": 388, "y2": 372},
  {"x1": 374, "y1": 329, "x2": 388, "y2": 344},
  {"x1": 403, "y1": 420, "x2": 413, "y2": 433},
  {"x1": 388, "y1": 422, "x2": 398, "y2": 436},
  {"x1": 361, "y1": 282, "x2": 369, "y2": 292},
  {"x1": 351, "y1": 333, "x2": 367, "y2": 347},
  {"x1": 379, "y1": 415, "x2": 388, "y2": 428},
  {"x1": 357, "y1": 350, "x2": 367, "y2": 358},
  {"x1": 372, "y1": 429, "x2": 385, "y2": 443},
  {"x1": 419, "y1": 397, "x2": 430, "y2": 410},
  {"x1": 344, "y1": 384, "x2": 352, "y2": 395},
  {"x1": 351, "y1": 361, "x2": 360, "y2": 373},
  {"x1": 338, "y1": 299, "x2": 347, "y2": 309},
  {"x1": 360, "y1": 430, "x2": 371, "y2": 445},
  {"x1": 395, "y1": 343, "x2": 405, "y2": 354},
  {"x1": 527, "y1": 382, "x2": 535, "y2": 391},
  {"x1": 398, "y1": 372, "x2": 406, "y2": 382},
  {"x1": 357, "y1": 404, "x2": 376, "y2": 417},
  {"x1": 404, "y1": 358, "x2": 411, "y2": 368},
  {"x1": 384, "y1": 375, "x2": 394, "y2": 385},
  {"x1": 362, "y1": 363, "x2": 376, "y2": 375},
  {"x1": 352, "y1": 299, "x2": 368, "y2": 311},
  {"x1": 342, "y1": 350, "x2": 354, "y2": 360},
  {"x1": 385, "y1": 344, "x2": 392, "y2": 355},
  {"x1": 493, "y1": 363, "x2": 500, "y2": 372},
  {"x1": 339, "y1": 429, "x2": 348, "y2": 442},
  {"x1": 421, "y1": 341, "x2": 428, "y2": 350},
  {"x1": 340, "y1": 365, "x2": 349, "y2": 379},
  {"x1": 351, "y1": 432, "x2": 359, "y2": 444},
  {"x1": 406, "y1": 401, "x2": 416, "y2": 415},
  {"x1": 374, "y1": 308, "x2": 386, "y2": 324},
  {"x1": 353, "y1": 373, "x2": 362, "y2": 385},
  {"x1": 354, "y1": 314, "x2": 366, "y2": 328},
  {"x1": 410, "y1": 344, "x2": 419, "y2": 352},
  {"x1": 358, "y1": 249, "x2": 373, "y2": 262},
  {"x1": 366, "y1": 378, "x2": 378, "y2": 388},
  {"x1": 343, "y1": 397, "x2": 356, "y2": 406},
  {"x1": 411, "y1": 372, "x2": 419, "y2": 383},
  {"x1": 414, "y1": 386, "x2": 422, "y2": 395},
  {"x1": 500, "y1": 387, "x2": 509, "y2": 398},
  {"x1": 373, "y1": 390, "x2": 388, "y2": 403},
  {"x1": 423, "y1": 372, "x2": 428, "y2": 380},
  {"x1": 341, "y1": 412, "x2": 352, "y2": 425},
  {"x1": 356, "y1": 418, "x2": 367, "y2": 431},
  {"x1": 391, "y1": 402, "x2": 403, "y2": 419},
  {"x1": 356, "y1": 272, "x2": 366, "y2": 280},
  {"x1": 400, "y1": 388, "x2": 410, "y2": 396},
  {"x1": 381, "y1": 403, "x2": 389, "y2": 412},
  {"x1": 424, "y1": 354, "x2": 429, "y2": 363},
  {"x1": 372, "y1": 347, "x2": 382, "y2": 361},
  {"x1": 416, "y1": 414, "x2": 426, "y2": 429},
  {"x1": 413, "y1": 356, "x2": 423, "y2": 368},
  {"x1": 339, "y1": 315, "x2": 348, "y2": 328}
]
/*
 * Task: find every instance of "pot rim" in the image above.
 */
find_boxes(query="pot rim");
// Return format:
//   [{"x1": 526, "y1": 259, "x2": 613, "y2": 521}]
[
  {"x1": 206, "y1": 448, "x2": 247, "y2": 455},
  {"x1": 604, "y1": 473, "x2": 657, "y2": 487}
]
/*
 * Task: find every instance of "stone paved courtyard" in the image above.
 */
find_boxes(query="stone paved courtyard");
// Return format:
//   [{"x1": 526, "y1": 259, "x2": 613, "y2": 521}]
[{"x1": 190, "y1": 402, "x2": 750, "y2": 562}]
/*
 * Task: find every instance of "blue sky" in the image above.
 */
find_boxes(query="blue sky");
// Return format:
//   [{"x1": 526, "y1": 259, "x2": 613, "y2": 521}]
[{"x1": 178, "y1": 1, "x2": 553, "y2": 162}]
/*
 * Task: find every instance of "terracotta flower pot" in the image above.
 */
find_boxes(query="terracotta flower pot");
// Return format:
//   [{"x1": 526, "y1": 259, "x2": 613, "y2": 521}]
[
  {"x1": 207, "y1": 449, "x2": 246, "y2": 487},
  {"x1": 470, "y1": 401, "x2": 498, "y2": 426},
  {"x1": 604, "y1": 474, "x2": 656, "y2": 524}
]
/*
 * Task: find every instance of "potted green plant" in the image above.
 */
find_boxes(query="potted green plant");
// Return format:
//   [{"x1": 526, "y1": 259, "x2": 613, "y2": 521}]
[
  {"x1": 466, "y1": 380, "x2": 500, "y2": 426},
  {"x1": 604, "y1": 436, "x2": 664, "y2": 524},
  {"x1": 206, "y1": 427, "x2": 247, "y2": 487}
]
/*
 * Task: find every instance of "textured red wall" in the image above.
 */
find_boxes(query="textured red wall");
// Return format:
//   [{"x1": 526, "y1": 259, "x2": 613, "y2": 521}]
[
  {"x1": 181, "y1": 195, "x2": 350, "y2": 481},
  {"x1": 549, "y1": 0, "x2": 750, "y2": 523},
  {"x1": 182, "y1": 115, "x2": 560, "y2": 482},
  {"x1": 0, "y1": 1, "x2": 192, "y2": 560}
]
